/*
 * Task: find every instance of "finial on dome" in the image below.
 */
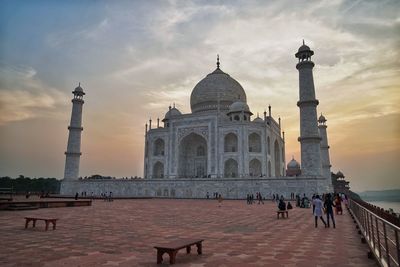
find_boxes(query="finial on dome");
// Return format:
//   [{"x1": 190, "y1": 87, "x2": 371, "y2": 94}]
[
  {"x1": 173, "y1": 102, "x2": 175, "y2": 108},
  {"x1": 79, "y1": 82, "x2": 81, "y2": 87},
  {"x1": 257, "y1": 112, "x2": 259, "y2": 117},
  {"x1": 217, "y1": 54, "x2": 220, "y2": 69}
]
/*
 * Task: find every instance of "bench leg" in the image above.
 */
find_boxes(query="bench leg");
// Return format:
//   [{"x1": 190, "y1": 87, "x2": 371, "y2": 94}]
[
  {"x1": 52, "y1": 220, "x2": 56, "y2": 230},
  {"x1": 157, "y1": 250, "x2": 163, "y2": 264},
  {"x1": 169, "y1": 251, "x2": 177, "y2": 264},
  {"x1": 196, "y1": 242, "x2": 202, "y2": 255},
  {"x1": 25, "y1": 219, "x2": 30, "y2": 229},
  {"x1": 32, "y1": 219, "x2": 36, "y2": 228},
  {"x1": 45, "y1": 221, "x2": 49, "y2": 231},
  {"x1": 186, "y1": 245, "x2": 191, "y2": 254}
]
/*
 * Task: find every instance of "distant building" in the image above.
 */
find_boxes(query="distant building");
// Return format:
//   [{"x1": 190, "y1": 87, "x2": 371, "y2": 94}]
[{"x1": 332, "y1": 171, "x2": 350, "y2": 193}]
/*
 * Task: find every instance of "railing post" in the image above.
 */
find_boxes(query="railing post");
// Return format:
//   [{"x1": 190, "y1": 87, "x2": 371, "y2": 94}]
[
  {"x1": 362, "y1": 207, "x2": 366, "y2": 233},
  {"x1": 371, "y1": 213, "x2": 376, "y2": 249},
  {"x1": 395, "y1": 229, "x2": 400, "y2": 267},
  {"x1": 376, "y1": 217, "x2": 381, "y2": 259},
  {"x1": 383, "y1": 223, "x2": 390, "y2": 267},
  {"x1": 367, "y1": 209, "x2": 371, "y2": 241}
]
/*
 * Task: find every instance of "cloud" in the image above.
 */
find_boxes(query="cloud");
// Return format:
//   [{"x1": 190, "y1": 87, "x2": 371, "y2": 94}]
[
  {"x1": 45, "y1": 18, "x2": 110, "y2": 48},
  {"x1": 0, "y1": 65, "x2": 69, "y2": 125}
]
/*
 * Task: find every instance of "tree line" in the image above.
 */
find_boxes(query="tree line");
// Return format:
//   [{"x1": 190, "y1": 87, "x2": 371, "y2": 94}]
[{"x1": 0, "y1": 175, "x2": 60, "y2": 194}]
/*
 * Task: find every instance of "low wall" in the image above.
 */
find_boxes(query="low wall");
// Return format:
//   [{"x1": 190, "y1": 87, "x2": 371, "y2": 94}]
[{"x1": 61, "y1": 177, "x2": 331, "y2": 199}]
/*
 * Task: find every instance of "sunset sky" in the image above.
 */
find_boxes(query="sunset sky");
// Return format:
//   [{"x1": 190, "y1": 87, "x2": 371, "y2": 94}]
[{"x1": 0, "y1": 0, "x2": 399, "y2": 192}]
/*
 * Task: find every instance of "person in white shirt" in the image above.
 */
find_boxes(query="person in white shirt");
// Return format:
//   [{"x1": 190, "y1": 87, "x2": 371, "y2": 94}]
[{"x1": 313, "y1": 195, "x2": 327, "y2": 228}]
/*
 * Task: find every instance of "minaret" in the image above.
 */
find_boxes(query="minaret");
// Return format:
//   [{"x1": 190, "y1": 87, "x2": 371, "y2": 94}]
[
  {"x1": 64, "y1": 83, "x2": 85, "y2": 180},
  {"x1": 318, "y1": 114, "x2": 332, "y2": 181},
  {"x1": 295, "y1": 41, "x2": 322, "y2": 177}
]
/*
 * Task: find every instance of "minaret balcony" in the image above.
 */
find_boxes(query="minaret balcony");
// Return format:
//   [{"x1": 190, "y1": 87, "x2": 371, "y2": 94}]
[
  {"x1": 298, "y1": 136, "x2": 322, "y2": 142},
  {"x1": 68, "y1": 126, "x2": 83, "y2": 130},
  {"x1": 297, "y1": 99, "x2": 319, "y2": 107},
  {"x1": 64, "y1": 151, "x2": 82, "y2": 156},
  {"x1": 296, "y1": 60, "x2": 315, "y2": 69}
]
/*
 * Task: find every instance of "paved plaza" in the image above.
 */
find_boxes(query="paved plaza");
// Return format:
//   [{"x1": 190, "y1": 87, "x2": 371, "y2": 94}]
[{"x1": 0, "y1": 199, "x2": 377, "y2": 266}]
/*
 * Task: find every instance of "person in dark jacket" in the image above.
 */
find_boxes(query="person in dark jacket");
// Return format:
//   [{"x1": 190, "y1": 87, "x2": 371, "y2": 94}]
[
  {"x1": 278, "y1": 198, "x2": 286, "y2": 211},
  {"x1": 324, "y1": 193, "x2": 336, "y2": 228}
]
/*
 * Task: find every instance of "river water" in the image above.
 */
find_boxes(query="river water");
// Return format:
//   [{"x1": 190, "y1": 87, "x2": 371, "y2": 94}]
[{"x1": 367, "y1": 201, "x2": 400, "y2": 214}]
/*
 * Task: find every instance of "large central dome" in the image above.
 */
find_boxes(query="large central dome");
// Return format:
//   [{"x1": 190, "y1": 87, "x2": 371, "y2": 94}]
[{"x1": 190, "y1": 67, "x2": 247, "y2": 113}]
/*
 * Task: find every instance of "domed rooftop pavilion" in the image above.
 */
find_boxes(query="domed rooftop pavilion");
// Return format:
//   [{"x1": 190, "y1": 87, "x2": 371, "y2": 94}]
[{"x1": 190, "y1": 56, "x2": 247, "y2": 113}]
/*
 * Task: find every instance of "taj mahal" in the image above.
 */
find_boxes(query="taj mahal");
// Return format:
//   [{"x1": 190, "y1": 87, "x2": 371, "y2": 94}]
[{"x1": 60, "y1": 42, "x2": 334, "y2": 198}]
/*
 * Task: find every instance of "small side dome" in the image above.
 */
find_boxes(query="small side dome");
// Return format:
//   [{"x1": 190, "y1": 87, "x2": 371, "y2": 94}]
[
  {"x1": 253, "y1": 117, "x2": 264, "y2": 123},
  {"x1": 228, "y1": 100, "x2": 251, "y2": 114},
  {"x1": 287, "y1": 157, "x2": 300, "y2": 169},
  {"x1": 163, "y1": 106, "x2": 181, "y2": 121},
  {"x1": 253, "y1": 113, "x2": 263, "y2": 123},
  {"x1": 336, "y1": 171, "x2": 344, "y2": 178},
  {"x1": 318, "y1": 114, "x2": 327, "y2": 123}
]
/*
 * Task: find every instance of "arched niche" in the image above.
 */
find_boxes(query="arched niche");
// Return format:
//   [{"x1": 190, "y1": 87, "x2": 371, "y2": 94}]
[
  {"x1": 153, "y1": 138, "x2": 165, "y2": 156},
  {"x1": 178, "y1": 133, "x2": 207, "y2": 178},
  {"x1": 153, "y1": 161, "x2": 164, "y2": 178},
  {"x1": 224, "y1": 158, "x2": 238, "y2": 178},
  {"x1": 249, "y1": 133, "x2": 261, "y2": 153},
  {"x1": 268, "y1": 161, "x2": 271, "y2": 177},
  {"x1": 249, "y1": 158, "x2": 262, "y2": 177},
  {"x1": 224, "y1": 133, "x2": 238, "y2": 152},
  {"x1": 274, "y1": 140, "x2": 281, "y2": 176}
]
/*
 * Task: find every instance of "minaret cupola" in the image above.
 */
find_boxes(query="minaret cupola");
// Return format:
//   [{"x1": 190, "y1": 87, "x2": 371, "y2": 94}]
[{"x1": 295, "y1": 40, "x2": 314, "y2": 62}]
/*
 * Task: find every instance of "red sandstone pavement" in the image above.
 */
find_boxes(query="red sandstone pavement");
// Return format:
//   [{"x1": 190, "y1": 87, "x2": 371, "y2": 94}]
[{"x1": 0, "y1": 199, "x2": 378, "y2": 267}]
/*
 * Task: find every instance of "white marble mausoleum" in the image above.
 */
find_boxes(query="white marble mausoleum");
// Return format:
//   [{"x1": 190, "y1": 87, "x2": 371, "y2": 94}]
[{"x1": 60, "y1": 42, "x2": 334, "y2": 198}]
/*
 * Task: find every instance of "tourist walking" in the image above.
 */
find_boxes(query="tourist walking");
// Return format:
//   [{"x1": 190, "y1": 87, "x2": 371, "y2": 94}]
[
  {"x1": 312, "y1": 194, "x2": 316, "y2": 214},
  {"x1": 343, "y1": 194, "x2": 349, "y2": 209},
  {"x1": 218, "y1": 194, "x2": 223, "y2": 207},
  {"x1": 258, "y1": 192, "x2": 264, "y2": 204},
  {"x1": 313, "y1": 195, "x2": 327, "y2": 228},
  {"x1": 324, "y1": 193, "x2": 336, "y2": 228},
  {"x1": 334, "y1": 194, "x2": 343, "y2": 215}
]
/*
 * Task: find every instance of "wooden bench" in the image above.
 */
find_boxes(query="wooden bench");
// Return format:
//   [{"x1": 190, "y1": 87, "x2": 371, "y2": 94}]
[
  {"x1": 24, "y1": 217, "x2": 58, "y2": 231},
  {"x1": 154, "y1": 239, "x2": 203, "y2": 264},
  {"x1": 277, "y1": 210, "x2": 288, "y2": 219}
]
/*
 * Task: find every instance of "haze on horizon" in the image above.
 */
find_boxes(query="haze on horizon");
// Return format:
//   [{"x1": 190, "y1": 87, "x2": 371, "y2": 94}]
[{"x1": 0, "y1": 0, "x2": 399, "y2": 192}]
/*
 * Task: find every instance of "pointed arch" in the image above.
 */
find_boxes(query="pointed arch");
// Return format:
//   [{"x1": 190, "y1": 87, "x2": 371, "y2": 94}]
[
  {"x1": 178, "y1": 133, "x2": 207, "y2": 178},
  {"x1": 224, "y1": 159, "x2": 238, "y2": 178},
  {"x1": 248, "y1": 133, "x2": 261, "y2": 152},
  {"x1": 224, "y1": 133, "x2": 238, "y2": 152},
  {"x1": 249, "y1": 158, "x2": 262, "y2": 177},
  {"x1": 153, "y1": 161, "x2": 164, "y2": 178},
  {"x1": 268, "y1": 161, "x2": 271, "y2": 177},
  {"x1": 274, "y1": 140, "x2": 281, "y2": 176},
  {"x1": 153, "y1": 138, "x2": 165, "y2": 156}
]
